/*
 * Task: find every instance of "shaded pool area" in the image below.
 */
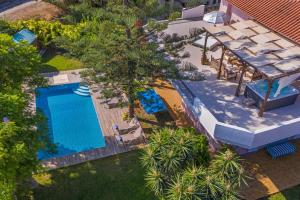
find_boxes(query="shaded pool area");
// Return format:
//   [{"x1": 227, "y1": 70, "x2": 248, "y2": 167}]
[{"x1": 36, "y1": 83, "x2": 105, "y2": 159}]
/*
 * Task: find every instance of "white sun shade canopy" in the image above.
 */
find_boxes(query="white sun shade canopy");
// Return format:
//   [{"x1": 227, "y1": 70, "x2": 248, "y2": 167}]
[
  {"x1": 204, "y1": 19, "x2": 300, "y2": 79},
  {"x1": 203, "y1": 11, "x2": 229, "y2": 24},
  {"x1": 223, "y1": 38, "x2": 255, "y2": 50},
  {"x1": 248, "y1": 43, "x2": 282, "y2": 55},
  {"x1": 273, "y1": 58, "x2": 300, "y2": 73},
  {"x1": 228, "y1": 28, "x2": 257, "y2": 40},
  {"x1": 231, "y1": 20, "x2": 258, "y2": 30},
  {"x1": 274, "y1": 46, "x2": 300, "y2": 59},
  {"x1": 244, "y1": 54, "x2": 280, "y2": 68}
]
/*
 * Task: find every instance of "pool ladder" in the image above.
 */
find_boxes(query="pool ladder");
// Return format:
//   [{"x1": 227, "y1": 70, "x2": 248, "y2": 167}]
[{"x1": 73, "y1": 86, "x2": 91, "y2": 96}]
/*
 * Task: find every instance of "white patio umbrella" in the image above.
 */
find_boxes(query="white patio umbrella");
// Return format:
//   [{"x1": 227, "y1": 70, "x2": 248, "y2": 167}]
[{"x1": 203, "y1": 11, "x2": 228, "y2": 24}]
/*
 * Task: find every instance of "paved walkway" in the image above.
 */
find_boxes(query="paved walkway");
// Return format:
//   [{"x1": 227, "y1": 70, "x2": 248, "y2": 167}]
[
  {"x1": 0, "y1": 0, "x2": 61, "y2": 20},
  {"x1": 0, "y1": 0, "x2": 31, "y2": 12}
]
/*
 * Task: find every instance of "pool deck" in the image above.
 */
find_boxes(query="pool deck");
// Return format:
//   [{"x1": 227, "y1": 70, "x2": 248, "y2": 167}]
[{"x1": 40, "y1": 70, "x2": 146, "y2": 170}]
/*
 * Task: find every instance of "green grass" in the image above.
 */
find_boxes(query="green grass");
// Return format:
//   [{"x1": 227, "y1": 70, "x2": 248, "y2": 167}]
[
  {"x1": 260, "y1": 185, "x2": 300, "y2": 200},
  {"x1": 40, "y1": 50, "x2": 84, "y2": 72},
  {"x1": 31, "y1": 150, "x2": 157, "y2": 200}
]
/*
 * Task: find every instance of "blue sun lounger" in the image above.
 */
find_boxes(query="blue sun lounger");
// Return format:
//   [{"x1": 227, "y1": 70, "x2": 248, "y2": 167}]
[{"x1": 267, "y1": 142, "x2": 296, "y2": 159}]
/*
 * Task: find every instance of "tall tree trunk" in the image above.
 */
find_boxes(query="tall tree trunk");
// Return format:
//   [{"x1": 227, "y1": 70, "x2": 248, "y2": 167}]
[
  {"x1": 125, "y1": 27, "x2": 135, "y2": 118},
  {"x1": 123, "y1": 0, "x2": 129, "y2": 6},
  {"x1": 128, "y1": 69, "x2": 135, "y2": 118}
]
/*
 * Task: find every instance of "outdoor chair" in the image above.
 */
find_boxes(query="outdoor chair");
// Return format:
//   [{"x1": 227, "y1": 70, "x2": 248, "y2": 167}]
[
  {"x1": 223, "y1": 62, "x2": 239, "y2": 80},
  {"x1": 118, "y1": 117, "x2": 140, "y2": 135},
  {"x1": 104, "y1": 97, "x2": 119, "y2": 109},
  {"x1": 121, "y1": 127, "x2": 145, "y2": 145}
]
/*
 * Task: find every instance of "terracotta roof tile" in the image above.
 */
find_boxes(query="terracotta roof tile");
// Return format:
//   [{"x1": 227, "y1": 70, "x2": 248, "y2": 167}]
[{"x1": 227, "y1": 0, "x2": 300, "y2": 44}]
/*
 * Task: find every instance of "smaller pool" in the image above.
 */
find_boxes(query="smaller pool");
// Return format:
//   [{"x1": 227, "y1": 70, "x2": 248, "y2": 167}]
[
  {"x1": 245, "y1": 80, "x2": 299, "y2": 111},
  {"x1": 248, "y1": 79, "x2": 299, "y2": 100},
  {"x1": 36, "y1": 83, "x2": 105, "y2": 159}
]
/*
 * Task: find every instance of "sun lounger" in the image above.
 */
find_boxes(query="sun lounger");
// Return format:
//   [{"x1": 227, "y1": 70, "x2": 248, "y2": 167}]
[
  {"x1": 118, "y1": 117, "x2": 139, "y2": 135},
  {"x1": 267, "y1": 142, "x2": 296, "y2": 159},
  {"x1": 121, "y1": 127, "x2": 145, "y2": 145},
  {"x1": 105, "y1": 97, "x2": 119, "y2": 109}
]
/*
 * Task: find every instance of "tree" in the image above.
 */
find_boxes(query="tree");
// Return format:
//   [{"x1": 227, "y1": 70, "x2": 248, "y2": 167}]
[
  {"x1": 55, "y1": 7, "x2": 177, "y2": 118},
  {"x1": 186, "y1": 0, "x2": 206, "y2": 8},
  {"x1": 11, "y1": 19, "x2": 82, "y2": 46},
  {"x1": 0, "y1": 34, "x2": 44, "y2": 91},
  {"x1": 141, "y1": 128, "x2": 247, "y2": 200},
  {"x1": 0, "y1": 34, "x2": 52, "y2": 199},
  {"x1": 141, "y1": 128, "x2": 211, "y2": 197}
]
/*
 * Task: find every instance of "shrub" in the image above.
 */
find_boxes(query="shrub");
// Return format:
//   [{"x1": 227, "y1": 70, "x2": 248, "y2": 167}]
[{"x1": 168, "y1": 11, "x2": 181, "y2": 21}]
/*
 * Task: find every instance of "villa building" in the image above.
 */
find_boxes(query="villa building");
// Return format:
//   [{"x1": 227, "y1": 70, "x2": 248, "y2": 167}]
[
  {"x1": 164, "y1": 0, "x2": 300, "y2": 154},
  {"x1": 219, "y1": 0, "x2": 300, "y2": 44}
]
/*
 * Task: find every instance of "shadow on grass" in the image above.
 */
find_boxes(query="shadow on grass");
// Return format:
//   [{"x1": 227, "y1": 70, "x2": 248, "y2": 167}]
[
  {"x1": 40, "y1": 64, "x2": 59, "y2": 73},
  {"x1": 24, "y1": 150, "x2": 300, "y2": 200},
  {"x1": 28, "y1": 150, "x2": 157, "y2": 200}
]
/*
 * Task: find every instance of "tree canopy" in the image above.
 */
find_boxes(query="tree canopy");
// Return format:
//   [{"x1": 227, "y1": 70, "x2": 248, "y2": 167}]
[
  {"x1": 55, "y1": 3, "x2": 178, "y2": 117},
  {"x1": 141, "y1": 128, "x2": 248, "y2": 200},
  {"x1": 0, "y1": 34, "x2": 51, "y2": 200}
]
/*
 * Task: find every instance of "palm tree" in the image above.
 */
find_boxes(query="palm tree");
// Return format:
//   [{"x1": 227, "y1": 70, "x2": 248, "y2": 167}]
[
  {"x1": 211, "y1": 149, "x2": 248, "y2": 187},
  {"x1": 141, "y1": 128, "x2": 211, "y2": 199}
]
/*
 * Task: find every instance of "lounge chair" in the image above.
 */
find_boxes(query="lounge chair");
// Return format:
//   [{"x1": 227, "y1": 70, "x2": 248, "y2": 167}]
[
  {"x1": 121, "y1": 127, "x2": 145, "y2": 145},
  {"x1": 105, "y1": 97, "x2": 119, "y2": 109},
  {"x1": 118, "y1": 117, "x2": 140, "y2": 135}
]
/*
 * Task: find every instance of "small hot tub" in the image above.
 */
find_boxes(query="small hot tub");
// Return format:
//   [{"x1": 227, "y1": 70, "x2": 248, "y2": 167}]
[{"x1": 244, "y1": 79, "x2": 299, "y2": 111}]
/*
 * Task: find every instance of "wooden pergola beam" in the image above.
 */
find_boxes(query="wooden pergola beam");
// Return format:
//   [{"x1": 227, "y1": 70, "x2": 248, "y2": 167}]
[
  {"x1": 235, "y1": 65, "x2": 246, "y2": 96},
  {"x1": 217, "y1": 46, "x2": 226, "y2": 79},
  {"x1": 201, "y1": 31, "x2": 209, "y2": 65},
  {"x1": 258, "y1": 79, "x2": 274, "y2": 117}
]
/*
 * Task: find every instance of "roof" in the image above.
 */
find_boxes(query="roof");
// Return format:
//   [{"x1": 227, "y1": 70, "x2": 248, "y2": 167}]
[
  {"x1": 205, "y1": 20, "x2": 300, "y2": 79},
  {"x1": 227, "y1": 0, "x2": 300, "y2": 44},
  {"x1": 13, "y1": 29, "x2": 36, "y2": 44}
]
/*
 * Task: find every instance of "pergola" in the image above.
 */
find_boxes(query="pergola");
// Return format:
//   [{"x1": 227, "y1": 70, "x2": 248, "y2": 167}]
[{"x1": 201, "y1": 20, "x2": 300, "y2": 117}]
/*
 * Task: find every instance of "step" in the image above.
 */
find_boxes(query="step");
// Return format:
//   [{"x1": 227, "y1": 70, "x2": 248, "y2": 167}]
[
  {"x1": 74, "y1": 90, "x2": 90, "y2": 96},
  {"x1": 79, "y1": 85, "x2": 89, "y2": 90},
  {"x1": 76, "y1": 88, "x2": 90, "y2": 93}
]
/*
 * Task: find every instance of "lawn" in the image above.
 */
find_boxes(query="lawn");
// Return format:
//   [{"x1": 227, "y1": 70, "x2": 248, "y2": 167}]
[
  {"x1": 31, "y1": 150, "x2": 157, "y2": 200},
  {"x1": 261, "y1": 184, "x2": 300, "y2": 200},
  {"x1": 135, "y1": 101, "x2": 176, "y2": 135},
  {"x1": 40, "y1": 49, "x2": 84, "y2": 72}
]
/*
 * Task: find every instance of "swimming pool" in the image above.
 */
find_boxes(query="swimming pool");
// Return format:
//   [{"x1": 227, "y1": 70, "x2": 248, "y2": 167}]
[
  {"x1": 36, "y1": 83, "x2": 105, "y2": 159},
  {"x1": 245, "y1": 80, "x2": 299, "y2": 111}
]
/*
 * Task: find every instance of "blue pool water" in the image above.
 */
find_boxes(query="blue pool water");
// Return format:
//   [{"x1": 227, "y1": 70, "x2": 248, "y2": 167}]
[
  {"x1": 36, "y1": 83, "x2": 105, "y2": 159},
  {"x1": 248, "y1": 80, "x2": 299, "y2": 99}
]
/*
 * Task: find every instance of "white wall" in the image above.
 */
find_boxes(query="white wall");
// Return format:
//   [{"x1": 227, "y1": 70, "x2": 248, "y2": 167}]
[
  {"x1": 219, "y1": 0, "x2": 252, "y2": 22},
  {"x1": 171, "y1": 80, "x2": 300, "y2": 153},
  {"x1": 182, "y1": 5, "x2": 205, "y2": 19}
]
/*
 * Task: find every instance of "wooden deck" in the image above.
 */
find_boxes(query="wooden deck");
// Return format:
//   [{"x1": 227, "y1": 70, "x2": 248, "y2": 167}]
[{"x1": 41, "y1": 71, "x2": 146, "y2": 170}]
